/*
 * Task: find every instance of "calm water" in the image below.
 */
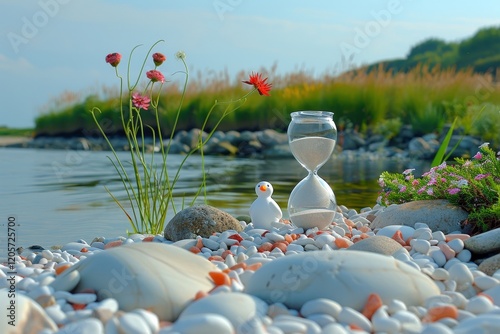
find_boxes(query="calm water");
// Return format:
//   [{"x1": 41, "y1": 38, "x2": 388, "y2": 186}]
[{"x1": 1, "y1": 148, "x2": 430, "y2": 248}]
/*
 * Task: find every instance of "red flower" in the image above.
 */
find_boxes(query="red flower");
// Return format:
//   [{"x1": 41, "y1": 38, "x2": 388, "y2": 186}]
[
  {"x1": 146, "y1": 70, "x2": 165, "y2": 83},
  {"x1": 152, "y1": 53, "x2": 166, "y2": 66},
  {"x1": 243, "y1": 72, "x2": 272, "y2": 96},
  {"x1": 131, "y1": 92, "x2": 151, "y2": 110},
  {"x1": 105, "y1": 53, "x2": 121, "y2": 67}
]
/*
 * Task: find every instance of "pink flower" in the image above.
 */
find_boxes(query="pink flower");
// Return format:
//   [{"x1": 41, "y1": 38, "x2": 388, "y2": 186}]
[
  {"x1": 131, "y1": 93, "x2": 150, "y2": 110},
  {"x1": 412, "y1": 180, "x2": 419, "y2": 186},
  {"x1": 152, "y1": 53, "x2": 166, "y2": 66},
  {"x1": 399, "y1": 185, "x2": 407, "y2": 193},
  {"x1": 426, "y1": 188, "x2": 434, "y2": 195},
  {"x1": 403, "y1": 168, "x2": 415, "y2": 175},
  {"x1": 146, "y1": 70, "x2": 165, "y2": 83},
  {"x1": 474, "y1": 174, "x2": 490, "y2": 181},
  {"x1": 448, "y1": 188, "x2": 460, "y2": 195},
  {"x1": 418, "y1": 187, "x2": 426, "y2": 194},
  {"x1": 105, "y1": 53, "x2": 121, "y2": 67},
  {"x1": 473, "y1": 152, "x2": 482, "y2": 160}
]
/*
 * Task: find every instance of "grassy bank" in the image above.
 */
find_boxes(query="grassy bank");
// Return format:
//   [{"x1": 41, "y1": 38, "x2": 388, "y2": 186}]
[
  {"x1": 0, "y1": 127, "x2": 33, "y2": 137},
  {"x1": 34, "y1": 66, "x2": 500, "y2": 146}
]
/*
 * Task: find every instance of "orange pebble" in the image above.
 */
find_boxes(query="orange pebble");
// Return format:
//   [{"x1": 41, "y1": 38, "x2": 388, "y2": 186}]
[
  {"x1": 359, "y1": 225, "x2": 371, "y2": 233},
  {"x1": 55, "y1": 264, "x2": 71, "y2": 275},
  {"x1": 229, "y1": 262, "x2": 247, "y2": 271},
  {"x1": 196, "y1": 238, "x2": 203, "y2": 249},
  {"x1": 221, "y1": 250, "x2": 232, "y2": 259},
  {"x1": 209, "y1": 271, "x2": 231, "y2": 286},
  {"x1": 438, "y1": 242, "x2": 456, "y2": 260},
  {"x1": 245, "y1": 262, "x2": 263, "y2": 271},
  {"x1": 424, "y1": 305, "x2": 458, "y2": 322},
  {"x1": 349, "y1": 323, "x2": 363, "y2": 331},
  {"x1": 391, "y1": 230, "x2": 407, "y2": 247},
  {"x1": 208, "y1": 255, "x2": 224, "y2": 262},
  {"x1": 362, "y1": 293, "x2": 383, "y2": 320},
  {"x1": 334, "y1": 237, "x2": 351, "y2": 249},
  {"x1": 272, "y1": 242, "x2": 288, "y2": 253},
  {"x1": 445, "y1": 234, "x2": 470, "y2": 242},
  {"x1": 189, "y1": 246, "x2": 201, "y2": 254},
  {"x1": 360, "y1": 233, "x2": 370, "y2": 239},
  {"x1": 142, "y1": 236, "x2": 154, "y2": 242},
  {"x1": 104, "y1": 240, "x2": 123, "y2": 249},
  {"x1": 258, "y1": 242, "x2": 273, "y2": 252},
  {"x1": 80, "y1": 247, "x2": 88, "y2": 253},
  {"x1": 71, "y1": 303, "x2": 86, "y2": 310},
  {"x1": 284, "y1": 234, "x2": 293, "y2": 244},
  {"x1": 194, "y1": 290, "x2": 208, "y2": 300}
]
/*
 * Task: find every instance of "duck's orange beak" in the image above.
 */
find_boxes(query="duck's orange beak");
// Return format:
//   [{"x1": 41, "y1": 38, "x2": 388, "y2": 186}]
[{"x1": 259, "y1": 184, "x2": 267, "y2": 192}]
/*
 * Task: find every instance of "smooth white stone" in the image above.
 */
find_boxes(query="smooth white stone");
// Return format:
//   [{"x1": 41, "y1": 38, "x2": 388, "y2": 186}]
[
  {"x1": 293, "y1": 238, "x2": 315, "y2": 246},
  {"x1": 337, "y1": 307, "x2": 372, "y2": 332},
  {"x1": 475, "y1": 277, "x2": 499, "y2": 295},
  {"x1": 332, "y1": 226, "x2": 346, "y2": 237},
  {"x1": 267, "y1": 302, "x2": 289, "y2": 318},
  {"x1": 266, "y1": 233, "x2": 285, "y2": 242},
  {"x1": 271, "y1": 320, "x2": 308, "y2": 333},
  {"x1": 306, "y1": 313, "x2": 336, "y2": 327},
  {"x1": 453, "y1": 314, "x2": 500, "y2": 334},
  {"x1": 447, "y1": 239, "x2": 465, "y2": 253},
  {"x1": 240, "y1": 240, "x2": 255, "y2": 248},
  {"x1": 179, "y1": 292, "x2": 267, "y2": 329},
  {"x1": 456, "y1": 249, "x2": 472, "y2": 263},
  {"x1": 17, "y1": 277, "x2": 37, "y2": 291},
  {"x1": 466, "y1": 295, "x2": 495, "y2": 314},
  {"x1": 432, "y1": 231, "x2": 446, "y2": 242},
  {"x1": 202, "y1": 238, "x2": 220, "y2": 251},
  {"x1": 28, "y1": 285, "x2": 54, "y2": 301},
  {"x1": 246, "y1": 245, "x2": 258, "y2": 257},
  {"x1": 412, "y1": 239, "x2": 431, "y2": 254},
  {"x1": 273, "y1": 314, "x2": 321, "y2": 333},
  {"x1": 421, "y1": 322, "x2": 454, "y2": 334},
  {"x1": 163, "y1": 313, "x2": 234, "y2": 333},
  {"x1": 225, "y1": 254, "x2": 236, "y2": 268},
  {"x1": 50, "y1": 243, "x2": 219, "y2": 321},
  {"x1": 392, "y1": 309, "x2": 421, "y2": 328},
  {"x1": 321, "y1": 323, "x2": 350, "y2": 334},
  {"x1": 287, "y1": 244, "x2": 304, "y2": 253},
  {"x1": 377, "y1": 225, "x2": 415, "y2": 241},
  {"x1": 65, "y1": 309, "x2": 93, "y2": 322},
  {"x1": 414, "y1": 223, "x2": 430, "y2": 230},
  {"x1": 314, "y1": 234, "x2": 335, "y2": 249},
  {"x1": 387, "y1": 299, "x2": 407, "y2": 314},
  {"x1": 17, "y1": 267, "x2": 36, "y2": 277},
  {"x1": 372, "y1": 307, "x2": 401, "y2": 333},
  {"x1": 56, "y1": 317, "x2": 104, "y2": 334},
  {"x1": 300, "y1": 298, "x2": 342, "y2": 318},
  {"x1": 429, "y1": 249, "x2": 447, "y2": 267},
  {"x1": 304, "y1": 244, "x2": 320, "y2": 251},
  {"x1": 66, "y1": 293, "x2": 97, "y2": 304},
  {"x1": 45, "y1": 304, "x2": 67, "y2": 324},
  {"x1": 443, "y1": 291, "x2": 468, "y2": 309},
  {"x1": 118, "y1": 312, "x2": 153, "y2": 334},
  {"x1": 245, "y1": 250, "x2": 440, "y2": 311},
  {"x1": 431, "y1": 268, "x2": 450, "y2": 281},
  {"x1": 413, "y1": 228, "x2": 433, "y2": 241},
  {"x1": 425, "y1": 295, "x2": 453, "y2": 309},
  {"x1": 62, "y1": 242, "x2": 89, "y2": 252},
  {"x1": 448, "y1": 262, "x2": 474, "y2": 290},
  {"x1": 444, "y1": 258, "x2": 461, "y2": 270}
]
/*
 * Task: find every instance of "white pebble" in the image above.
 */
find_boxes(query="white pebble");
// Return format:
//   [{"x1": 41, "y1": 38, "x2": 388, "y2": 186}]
[
  {"x1": 448, "y1": 263, "x2": 474, "y2": 290},
  {"x1": 453, "y1": 314, "x2": 500, "y2": 334},
  {"x1": 430, "y1": 249, "x2": 447, "y2": 267},
  {"x1": 443, "y1": 291, "x2": 468, "y2": 309},
  {"x1": 314, "y1": 234, "x2": 335, "y2": 248},
  {"x1": 41, "y1": 249, "x2": 54, "y2": 260},
  {"x1": 465, "y1": 295, "x2": 495, "y2": 314},
  {"x1": 412, "y1": 239, "x2": 431, "y2": 254},
  {"x1": 474, "y1": 275, "x2": 499, "y2": 291},
  {"x1": 306, "y1": 313, "x2": 336, "y2": 327},
  {"x1": 118, "y1": 312, "x2": 153, "y2": 334},
  {"x1": 421, "y1": 322, "x2": 454, "y2": 334},
  {"x1": 372, "y1": 307, "x2": 401, "y2": 333},
  {"x1": 131, "y1": 309, "x2": 160, "y2": 333},
  {"x1": 266, "y1": 232, "x2": 284, "y2": 242},
  {"x1": 432, "y1": 231, "x2": 446, "y2": 242},
  {"x1": 202, "y1": 238, "x2": 219, "y2": 251},
  {"x1": 387, "y1": 299, "x2": 407, "y2": 314},
  {"x1": 56, "y1": 317, "x2": 104, "y2": 334},
  {"x1": 162, "y1": 313, "x2": 233, "y2": 333},
  {"x1": 447, "y1": 239, "x2": 464, "y2": 253},
  {"x1": 45, "y1": 304, "x2": 67, "y2": 324},
  {"x1": 392, "y1": 309, "x2": 421, "y2": 328},
  {"x1": 273, "y1": 314, "x2": 321, "y2": 333},
  {"x1": 321, "y1": 323, "x2": 350, "y2": 334},
  {"x1": 272, "y1": 320, "x2": 308, "y2": 333},
  {"x1": 337, "y1": 307, "x2": 372, "y2": 332},
  {"x1": 431, "y1": 268, "x2": 450, "y2": 281},
  {"x1": 413, "y1": 228, "x2": 432, "y2": 240},
  {"x1": 456, "y1": 249, "x2": 472, "y2": 263},
  {"x1": 66, "y1": 293, "x2": 97, "y2": 305},
  {"x1": 300, "y1": 298, "x2": 342, "y2": 318}
]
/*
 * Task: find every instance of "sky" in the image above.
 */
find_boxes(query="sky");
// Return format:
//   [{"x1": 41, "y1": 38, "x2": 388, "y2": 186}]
[{"x1": 1, "y1": 0, "x2": 499, "y2": 128}]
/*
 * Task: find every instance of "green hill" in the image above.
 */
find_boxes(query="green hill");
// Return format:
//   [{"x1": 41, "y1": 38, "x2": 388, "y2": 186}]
[{"x1": 365, "y1": 26, "x2": 500, "y2": 74}]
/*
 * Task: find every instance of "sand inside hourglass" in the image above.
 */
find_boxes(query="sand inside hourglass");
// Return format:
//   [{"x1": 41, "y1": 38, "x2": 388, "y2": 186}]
[{"x1": 289, "y1": 137, "x2": 336, "y2": 172}]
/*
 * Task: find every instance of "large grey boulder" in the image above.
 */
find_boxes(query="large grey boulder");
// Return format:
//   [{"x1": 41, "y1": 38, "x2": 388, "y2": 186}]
[
  {"x1": 164, "y1": 205, "x2": 243, "y2": 241},
  {"x1": 464, "y1": 228, "x2": 500, "y2": 255},
  {"x1": 371, "y1": 200, "x2": 468, "y2": 234},
  {"x1": 347, "y1": 235, "x2": 402, "y2": 256}
]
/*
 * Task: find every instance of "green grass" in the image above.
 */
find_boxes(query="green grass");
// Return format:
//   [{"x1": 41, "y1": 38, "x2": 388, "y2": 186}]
[
  {"x1": 0, "y1": 127, "x2": 33, "y2": 137},
  {"x1": 34, "y1": 66, "x2": 500, "y2": 147}
]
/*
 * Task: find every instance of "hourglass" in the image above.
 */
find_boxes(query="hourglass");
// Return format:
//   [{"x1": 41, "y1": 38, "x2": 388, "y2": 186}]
[{"x1": 287, "y1": 111, "x2": 337, "y2": 230}]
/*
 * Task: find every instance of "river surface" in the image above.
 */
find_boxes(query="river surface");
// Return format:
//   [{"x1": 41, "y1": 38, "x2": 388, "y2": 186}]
[{"x1": 1, "y1": 148, "x2": 430, "y2": 248}]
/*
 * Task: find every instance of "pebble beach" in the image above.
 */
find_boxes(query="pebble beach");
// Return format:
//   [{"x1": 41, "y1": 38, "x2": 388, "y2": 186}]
[{"x1": 2, "y1": 202, "x2": 500, "y2": 334}]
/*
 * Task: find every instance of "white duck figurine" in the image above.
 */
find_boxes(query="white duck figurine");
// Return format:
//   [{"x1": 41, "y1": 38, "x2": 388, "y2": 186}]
[{"x1": 249, "y1": 181, "x2": 282, "y2": 230}]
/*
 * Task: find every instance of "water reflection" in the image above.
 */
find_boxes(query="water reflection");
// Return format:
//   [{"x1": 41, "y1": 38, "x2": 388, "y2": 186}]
[{"x1": 1, "y1": 148, "x2": 430, "y2": 248}]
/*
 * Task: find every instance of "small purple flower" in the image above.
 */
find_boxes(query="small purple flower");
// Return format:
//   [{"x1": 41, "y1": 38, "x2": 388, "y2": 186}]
[
  {"x1": 399, "y1": 185, "x2": 407, "y2": 193},
  {"x1": 474, "y1": 174, "x2": 490, "y2": 181},
  {"x1": 437, "y1": 162, "x2": 447, "y2": 170},
  {"x1": 427, "y1": 178, "x2": 437, "y2": 186},
  {"x1": 378, "y1": 178, "x2": 385, "y2": 187},
  {"x1": 448, "y1": 188, "x2": 460, "y2": 195},
  {"x1": 426, "y1": 188, "x2": 434, "y2": 195},
  {"x1": 418, "y1": 187, "x2": 426, "y2": 194},
  {"x1": 473, "y1": 152, "x2": 482, "y2": 160}
]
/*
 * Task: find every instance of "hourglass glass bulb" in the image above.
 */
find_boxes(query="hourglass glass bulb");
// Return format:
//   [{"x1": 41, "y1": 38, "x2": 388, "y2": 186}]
[{"x1": 250, "y1": 181, "x2": 282, "y2": 230}]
